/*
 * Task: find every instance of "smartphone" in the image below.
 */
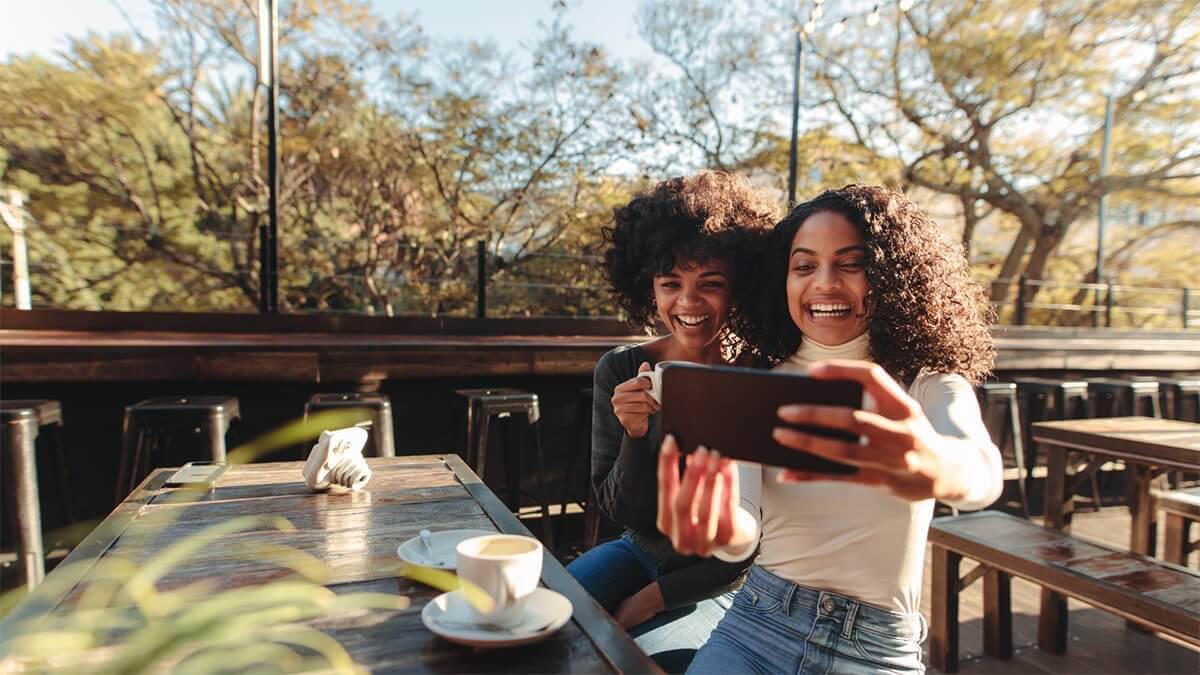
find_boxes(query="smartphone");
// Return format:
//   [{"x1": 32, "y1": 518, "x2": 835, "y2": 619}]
[
  {"x1": 660, "y1": 362, "x2": 862, "y2": 474},
  {"x1": 165, "y1": 461, "x2": 229, "y2": 487}
]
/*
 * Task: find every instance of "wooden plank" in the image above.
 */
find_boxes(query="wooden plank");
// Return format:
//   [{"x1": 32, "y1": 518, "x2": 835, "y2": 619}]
[
  {"x1": 931, "y1": 512, "x2": 1200, "y2": 647},
  {"x1": 443, "y1": 453, "x2": 660, "y2": 675},
  {"x1": 1032, "y1": 418, "x2": 1200, "y2": 471}
]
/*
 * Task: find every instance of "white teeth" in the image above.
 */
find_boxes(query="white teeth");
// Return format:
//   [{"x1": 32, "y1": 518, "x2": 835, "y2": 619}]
[
  {"x1": 676, "y1": 315, "x2": 710, "y2": 326},
  {"x1": 809, "y1": 303, "x2": 851, "y2": 312}
]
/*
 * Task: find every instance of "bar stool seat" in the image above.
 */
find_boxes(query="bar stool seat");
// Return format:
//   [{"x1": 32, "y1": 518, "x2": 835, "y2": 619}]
[
  {"x1": 0, "y1": 399, "x2": 74, "y2": 525},
  {"x1": 561, "y1": 388, "x2": 600, "y2": 551},
  {"x1": 1161, "y1": 378, "x2": 1200, "y2": 422},
  {"x1": 977, "y1": 383, "x2": 1030, "y2": 517},
  {"x1": 1086, "y1": 379, "x2": 1162, "y2": 418},
  {"x1": 116, "y1": 396, "x2": 240, "y2": 503},
  {"x1": 304, "y1": 393, "x2": 395, "y2": 457},
  {"x1": 454, "y1": 388, "x2": 554, "y2": 551}
]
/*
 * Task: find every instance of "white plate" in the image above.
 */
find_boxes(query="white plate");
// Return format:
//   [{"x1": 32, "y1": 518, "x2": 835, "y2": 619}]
[
  {"x1": 396, "y1": 529, "x2": 493, "y2": 569},
  {"x1": 421, "y1": 587, "x2": 573, "y2": 648}
]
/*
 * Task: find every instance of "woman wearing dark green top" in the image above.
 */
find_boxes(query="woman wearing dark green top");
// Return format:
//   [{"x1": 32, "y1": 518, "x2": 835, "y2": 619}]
[{"x1": 566, "y1": 171, "x2": 777, "y2": 672}]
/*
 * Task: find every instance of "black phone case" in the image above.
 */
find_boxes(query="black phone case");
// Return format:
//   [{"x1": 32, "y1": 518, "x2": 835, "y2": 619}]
[{"x1": 660, "y1": 362, "x2": 862, "y2": 474}]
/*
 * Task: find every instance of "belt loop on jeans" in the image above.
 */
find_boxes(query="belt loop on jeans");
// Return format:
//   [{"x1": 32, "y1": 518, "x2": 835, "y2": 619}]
[
  {"x1": 782, "y1": 582, "x2": 797, "y2": 617},
  {"x1": 841, "y1": 600, "x2": 860, "y2": 639}
]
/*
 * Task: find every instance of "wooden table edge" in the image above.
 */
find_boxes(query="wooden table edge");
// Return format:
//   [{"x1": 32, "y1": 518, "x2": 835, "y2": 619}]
[
  {"x1": 441, "y1": 453, "x2": 662, "y2": 675},
  {"x1": 0, "y1": 469, "x2": 171, "y2": 652}
]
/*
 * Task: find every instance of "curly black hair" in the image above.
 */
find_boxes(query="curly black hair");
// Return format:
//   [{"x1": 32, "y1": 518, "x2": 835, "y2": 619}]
[
  {"x1": 602, "y1": 171, "x2": 779, "y2": 356},
  {"x1": 749, "y1": 184, "x2": 995, "y2": 385}
]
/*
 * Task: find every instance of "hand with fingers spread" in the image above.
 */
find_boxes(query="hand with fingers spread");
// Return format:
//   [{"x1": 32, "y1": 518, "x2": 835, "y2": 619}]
[
  {"x1": 611, "y1": 361, "x2": 659, "y2": 438},
  {"x1": 772, "y1": 359, "x2": 977, "y2": 502},
  {"x1": 656, "y1": 435, "x2": 755, "y2": 557}
]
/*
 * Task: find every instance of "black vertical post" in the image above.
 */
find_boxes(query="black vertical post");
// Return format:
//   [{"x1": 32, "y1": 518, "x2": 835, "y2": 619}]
[
  {"x1": 1104, "y1": 279, "x2": 1115, "y2": 328},
  {"x1": 1183, "y1": 288, "x2": 1191, "y2": 329},
  {"x1": 1015, "y1": 274, "x2": 1028, "y2": 326},
  {"x1": 259, "y1": 0, "x2": 280, "y2": 313},
  {"x1": 786, "y1": 32, "x2": 804, "y2": 208},
  {"x1": 476, "y1": 240, "x2": 486, "y2": 319}
]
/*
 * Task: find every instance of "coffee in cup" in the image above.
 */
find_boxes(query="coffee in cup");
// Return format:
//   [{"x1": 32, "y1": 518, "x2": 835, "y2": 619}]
[{"x1": 455, "y1": 534, "x2": 543, "y2": 628}]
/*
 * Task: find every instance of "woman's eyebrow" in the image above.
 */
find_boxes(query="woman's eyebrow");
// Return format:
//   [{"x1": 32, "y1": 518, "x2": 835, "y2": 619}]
[
  {"x1": 790, "y1": 245, "x2": 867, "y2": 256},
  {"x1": 698, "y1": 270, "x2": 728, "y2": 277}
]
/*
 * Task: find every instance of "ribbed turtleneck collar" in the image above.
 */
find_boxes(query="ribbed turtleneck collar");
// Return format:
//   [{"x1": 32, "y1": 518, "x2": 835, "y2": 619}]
[{"x1": 786, "y1": 331, "x2": 871, "y2": 367}]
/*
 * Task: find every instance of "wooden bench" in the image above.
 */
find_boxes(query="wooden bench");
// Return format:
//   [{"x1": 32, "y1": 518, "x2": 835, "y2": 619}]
[
  {"x1": 928, "y1": 511, "x2": 1200, "y2": 672},
  {"x1": 1158, "y1": 486, "x2": 1200, "y2": 567}
]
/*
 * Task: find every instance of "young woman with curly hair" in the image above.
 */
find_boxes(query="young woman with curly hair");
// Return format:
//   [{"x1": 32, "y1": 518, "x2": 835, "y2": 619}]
[
  {"x1": 656, "y1": 185, "x2": 1002, "y2": 674},
  {"x1": 567, "y1": 171, "x2": 779, "y2": 672}
]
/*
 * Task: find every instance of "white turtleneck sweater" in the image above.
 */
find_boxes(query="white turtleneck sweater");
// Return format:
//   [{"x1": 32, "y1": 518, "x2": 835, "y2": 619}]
[{"x1": 715, "y1": 333, "x2": 1003, "y2": 615}]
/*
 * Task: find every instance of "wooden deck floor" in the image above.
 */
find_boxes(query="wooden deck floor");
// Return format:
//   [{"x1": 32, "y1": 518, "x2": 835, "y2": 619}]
[{"x1": 920, "y1": 506, "x2": 1199, "y2": 674}]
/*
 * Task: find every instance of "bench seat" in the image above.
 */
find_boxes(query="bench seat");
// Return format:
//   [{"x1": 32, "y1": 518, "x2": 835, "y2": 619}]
[{"x1": 928, "y1": 510, "x2": 1200, "y2": 672}]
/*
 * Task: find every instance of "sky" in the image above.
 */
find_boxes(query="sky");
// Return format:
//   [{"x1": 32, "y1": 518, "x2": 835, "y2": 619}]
[{"x1": 0, "y1": 0, "x2": 656, "y2": 63}]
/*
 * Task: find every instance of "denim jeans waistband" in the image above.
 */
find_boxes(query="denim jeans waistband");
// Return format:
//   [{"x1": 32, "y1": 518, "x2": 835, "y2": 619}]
[{"x1": 743, "y1": 565, "x2": 926, "y2": 642}]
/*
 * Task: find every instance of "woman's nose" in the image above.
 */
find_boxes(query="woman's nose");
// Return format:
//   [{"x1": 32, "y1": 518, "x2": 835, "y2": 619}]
[{"x1": 814, "y1": 266, "x2": 841, "y2": 289}]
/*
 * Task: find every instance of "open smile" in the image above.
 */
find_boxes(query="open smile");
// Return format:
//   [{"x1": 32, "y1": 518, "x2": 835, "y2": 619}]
[
  {"x1": 673, "y1": 314, "x2": 711, "y2": 328},
  {"x1": 805, "y1": 302, "x2": 853, "y2": 320}
]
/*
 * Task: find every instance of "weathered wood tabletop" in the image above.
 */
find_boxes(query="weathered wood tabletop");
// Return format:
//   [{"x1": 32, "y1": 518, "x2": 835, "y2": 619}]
[
  {"x1": 1031, "y1": 416, "x2": 1200, "y2": 646},
  {"x1": 0, "y1": 455, "x2": 660, "y2": 674}
]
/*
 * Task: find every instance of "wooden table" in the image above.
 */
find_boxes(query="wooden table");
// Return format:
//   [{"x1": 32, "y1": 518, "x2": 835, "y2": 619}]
[
  {"x1": 1032, "y1": 416, "x2": 1200, "y2": 645},
  {"x1": 0, "y1": 455, "x2": 659, "y2": 674}
]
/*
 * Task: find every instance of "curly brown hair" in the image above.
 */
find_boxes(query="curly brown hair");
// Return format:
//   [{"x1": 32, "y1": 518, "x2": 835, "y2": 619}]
[
  {"x1": 602, "y1": 171, "x2": 779, "y2": 357},
  {"x1": 749, "y1": 185, "x2": 995, "y2": 385}
]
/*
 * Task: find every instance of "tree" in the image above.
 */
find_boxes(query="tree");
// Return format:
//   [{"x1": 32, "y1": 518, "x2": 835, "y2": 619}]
[{"x1": 812, "y1": 0, "x2": 1200, "y2": 300}]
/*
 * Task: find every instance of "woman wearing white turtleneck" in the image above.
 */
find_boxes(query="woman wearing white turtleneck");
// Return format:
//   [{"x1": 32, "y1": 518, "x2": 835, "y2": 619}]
[{"x1": 656, "y1": 186, "x2": 1002, "y2": 674}]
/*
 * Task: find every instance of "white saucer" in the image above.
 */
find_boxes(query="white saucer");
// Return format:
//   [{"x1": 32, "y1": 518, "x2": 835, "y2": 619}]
[
  {"x1": 421, "y1": 587, "x2": 573, "y2": 648},
  {"x1": 397, "y1": 529, "x2": 493, "y2": 569}
]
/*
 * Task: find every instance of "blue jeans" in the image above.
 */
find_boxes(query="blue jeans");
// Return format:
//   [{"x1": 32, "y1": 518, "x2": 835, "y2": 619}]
[
  {"x1": 688, "y1": 565, "x2": 927, "y2": 675},
  {"x1": 567, "y1": 532, "x2": 733, "y2": 673}
]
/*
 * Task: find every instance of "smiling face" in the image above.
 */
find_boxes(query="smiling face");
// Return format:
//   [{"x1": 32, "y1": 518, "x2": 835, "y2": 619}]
[
  {"x1": 653, "y1": 258, "x2": 733, "y2": 353},
  {"x1": 786, "y1": 210, "x2": 871, "y2": 346}
]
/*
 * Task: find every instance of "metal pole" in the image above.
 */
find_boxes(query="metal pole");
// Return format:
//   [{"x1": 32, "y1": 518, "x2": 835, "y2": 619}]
[
  {"x1": 1015, "y1": 274, "x2": 1028, "y2": 326},
  {"x1": 1104, "y1": 278, "x2": 1115, "y2": 328},
  {"x1": 1094, "y1": 94, "x2": 1114, "y2": 326},
  {"x1": 259, "y1": 0, "x2": 280, "y2": 313},
  {"x1": 1182, "y1": 288, "x2": 1190, "y2": 329},
  {"x1": 787, "y1": 31, "x2": 804, "y2": 208},
  {"x1": 476, "y1": 240, "x2": 486, "y2": 319},
  {"x1": 0, "y1": 190, "x2": 31, "y2": 309}
]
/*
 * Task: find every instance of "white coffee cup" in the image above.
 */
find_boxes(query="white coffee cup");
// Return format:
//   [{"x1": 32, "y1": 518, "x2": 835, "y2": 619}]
[
  {"x1": 455, "y1": 534, "x2": 543, "y2": 628},
  {"x1": 636, "y1": 361, "x2": 682, "y2": 404}
]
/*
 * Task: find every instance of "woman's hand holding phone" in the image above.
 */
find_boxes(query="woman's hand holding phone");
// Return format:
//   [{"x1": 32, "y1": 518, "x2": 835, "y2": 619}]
[
  {"x1": 611, "y1": 362, "x2": 659, "y2": 438},
  {"x1": 656, "y1": 435, "x2": 754, "y2": 557},
  {"x1": 772, "y1": 360, "x2": 973, "y2": 502}
]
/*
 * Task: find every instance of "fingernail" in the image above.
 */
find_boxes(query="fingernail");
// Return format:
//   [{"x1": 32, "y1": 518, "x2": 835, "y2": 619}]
[{"x1": 778, "y1": 404, "x2": 801, "y2": 416}]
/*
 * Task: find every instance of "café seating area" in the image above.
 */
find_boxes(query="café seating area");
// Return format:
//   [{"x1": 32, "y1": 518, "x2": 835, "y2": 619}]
[{"x1": 1, "y1": 317, "x2": 1198, "y2": 674}]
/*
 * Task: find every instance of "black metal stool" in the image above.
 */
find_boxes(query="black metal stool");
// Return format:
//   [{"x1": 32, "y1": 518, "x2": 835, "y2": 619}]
[
  {"x1": 1016, "y1": 378, "x2": 1098, "y2": 511},
  {"x1": 1, "y1": 406, "x2": 45, "y2": 589},
  {"x1": 454, "y1": 388, "x2": 554, "y2": 551},
  {"x1": 0, "y1": 400, "x2": 74, "y2": 525},
  {"x1": 116, "y1": 396, "x2": 240, "y2": 503},
  {"x1": 1161, "y1": 378, "x2": 1200, "y2": 422},
  {"x1": 560, "y1": 388, "x2": 600, "y2": 551},
  {"x1": 1087, "y1": 379, "x2": 1162, "y2": 418},
  {"x1": 977, "y1": 383, "x2": 1030, "y2": 517},
  {"x1": 304, "y1": 393, "x2": 395, "y2": 457}
]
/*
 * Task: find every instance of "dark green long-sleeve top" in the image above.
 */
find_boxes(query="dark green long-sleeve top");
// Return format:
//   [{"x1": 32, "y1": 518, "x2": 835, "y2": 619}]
[{"x1": 590, "y1": 344, "x2": 753, "y2": 611}]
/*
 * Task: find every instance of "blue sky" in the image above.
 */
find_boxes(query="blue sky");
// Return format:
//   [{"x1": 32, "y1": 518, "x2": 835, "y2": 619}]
[{"x1": 0, "y1": 0, "x2": 655, "y2": 62}]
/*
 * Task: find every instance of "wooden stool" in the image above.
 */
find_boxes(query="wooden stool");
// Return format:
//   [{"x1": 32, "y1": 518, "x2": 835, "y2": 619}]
[
  {"x1": 1159, "y1": 486, "x2": 1200, "y2": 567},
  {"x1": 1, "y1": 406, "x2": 45, "y2": 590},
  {"x1": 454, "y1": 388, "x2": 554, "y2": 551},
  {"x1": 116, "y1": 396, "x2": 240, "y2": 503},
  {"x1": 304, "y1": 393, "x2": 395, "y2": 457},
  {"x1": 977, "y1": 383, "x2": 1030, "y2": 517}
]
